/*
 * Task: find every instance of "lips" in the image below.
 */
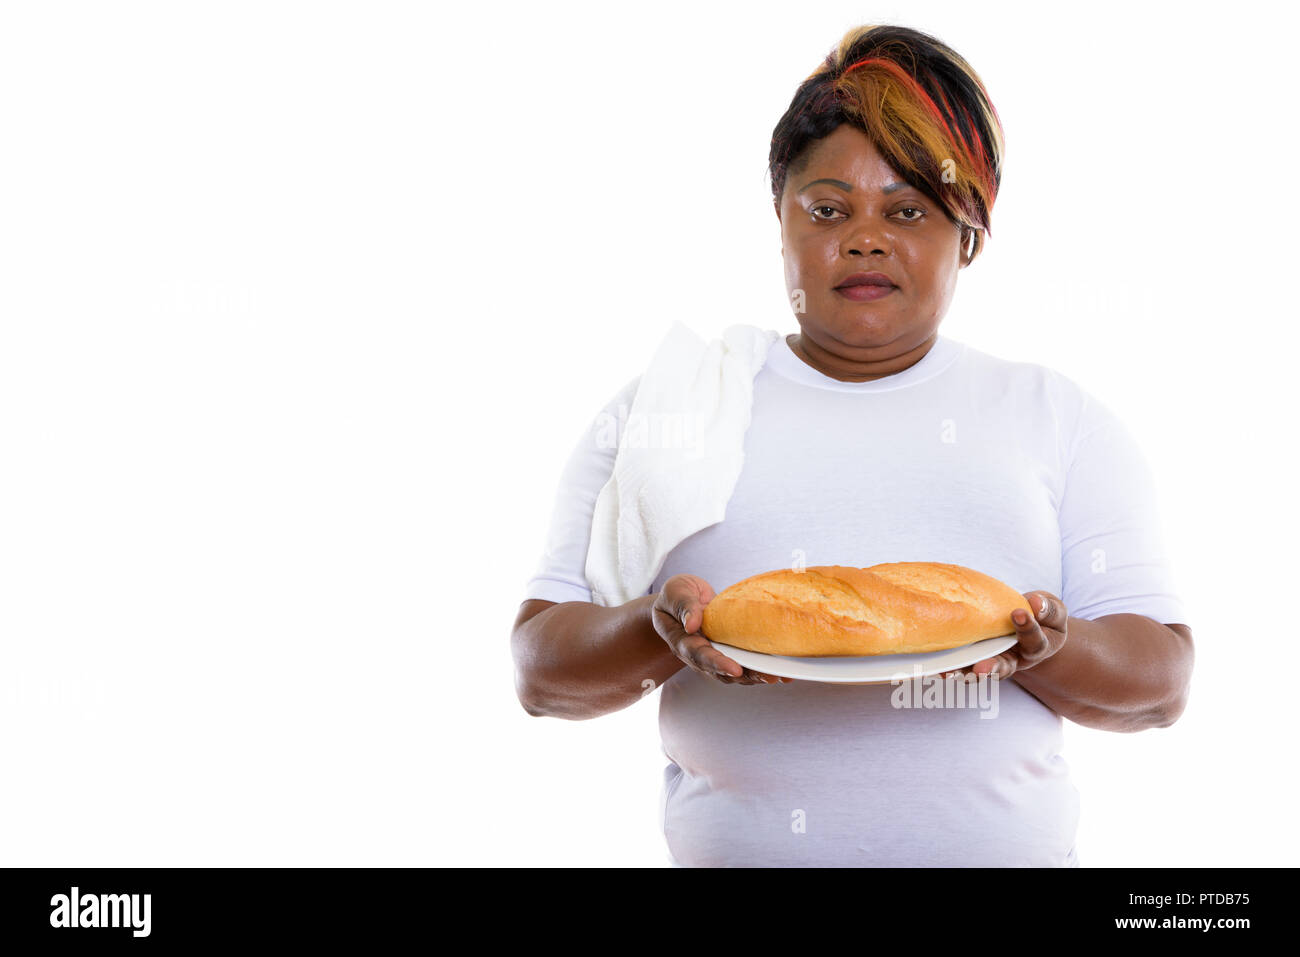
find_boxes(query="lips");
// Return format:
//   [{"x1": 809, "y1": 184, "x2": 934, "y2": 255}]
[
  {"x1": 836, "y1": 283, "x2": 895, "y2": 302},
  {"x1": 834, "y1": 272, "x2": 897, "y2": 302},
  {"x1": 835, "y1": 272, "x2": 897, "y2": 289}
]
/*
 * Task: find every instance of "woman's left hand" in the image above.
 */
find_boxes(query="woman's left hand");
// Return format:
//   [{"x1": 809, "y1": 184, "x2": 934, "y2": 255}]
[{"x1": 942, "y1": 591, "x2": 1068, "y2": 680}]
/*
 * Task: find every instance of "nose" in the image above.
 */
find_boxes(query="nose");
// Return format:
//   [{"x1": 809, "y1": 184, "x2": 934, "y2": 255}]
[{"x1": 843, "y1": 222, "x2": 893, "y2": 258}]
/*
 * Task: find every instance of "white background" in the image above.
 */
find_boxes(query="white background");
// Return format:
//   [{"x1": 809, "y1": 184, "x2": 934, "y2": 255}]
[{"x1": 1, "y1": 0, "x2": 1296, "y2": 867}]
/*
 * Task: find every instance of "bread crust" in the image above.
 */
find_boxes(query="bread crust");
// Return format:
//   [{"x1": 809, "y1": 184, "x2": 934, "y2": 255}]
[{"x1": 699, "y1": 562, "x2": 1033, "y2": 657}]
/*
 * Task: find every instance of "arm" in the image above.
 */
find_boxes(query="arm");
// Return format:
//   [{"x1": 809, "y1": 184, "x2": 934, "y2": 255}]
[
  {"x1": 513, "y1": 373, "x2": 682, "y2": 720},
  {"x1": 1012, "y1": 616, "x2": 1194, "y2": 733},
  {"x1": 1020, "y1": 381, "x2": 1195, "y2": 731},
  {"x1": 510, "y1": 596, "x2": 687, "y2": 720},
  {"x1": 970, "y1": 594, "x2": 1196, "y2": 732}
]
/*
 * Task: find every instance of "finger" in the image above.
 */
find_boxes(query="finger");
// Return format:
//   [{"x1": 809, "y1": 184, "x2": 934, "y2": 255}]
[
  {"x1": 698, "y1": 642, "x2": 743, "y2": 678},
  {"x1": 661, "y1": 586, "x2": 791, "y2": 685},
  {"x1": 652, "y1": 601, "x2": 730, "y2": 678},
  {"x1": 672, "y1": 583, "x2": 718, "y2": 636},
  {"x1": 678, "y1": 601, "x2": 700, "y2": 636},
  {"x1": 674, "y1": 594, "x2": 785, "y2": 685},
  {"x1": 670, "y1": 592, "x2": 721, "y2": 653},
  {"x1": 1012, "y1": 600, "x2": 1053, "y2": 663},
  {"x1": 742, "y1": 668, "x2": 793, "y2": 685},
  {"x1": 677, "y1": 631, "x2": 743, "y2": 679},
  {"x1": 1031, "y1": 593, "x2": 1065, "y2": 631},
  {"x1": 685, "y1": 636, "x2": 788, "y2": 685},
  {"x1": 1015, "y1": 613, "x2": 1048, "y2": 655},
  {"x1": 1024, "y1": 592, "x2": 1067, "y2": 637},
  {"x1": 945, "y1": 595, "x2": 1061, "y2": 681},
  {"x1": 969, "y1": 651, "x2": 1019, "y2": 679}
]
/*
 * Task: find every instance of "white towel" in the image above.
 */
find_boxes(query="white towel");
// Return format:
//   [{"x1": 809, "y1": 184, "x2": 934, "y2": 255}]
[{"x1": 584, "y1": 320, "x2": 780, "y2": 606}]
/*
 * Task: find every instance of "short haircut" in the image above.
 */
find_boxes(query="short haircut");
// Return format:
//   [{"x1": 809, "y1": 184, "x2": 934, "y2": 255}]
[{"x1": 769, "y1": 25, "x2": 1006, "y2": 263}]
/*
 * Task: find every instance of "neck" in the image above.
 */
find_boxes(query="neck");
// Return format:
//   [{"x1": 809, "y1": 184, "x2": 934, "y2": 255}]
[{"x1": 786, "y1": 330, "x2": 939, "y2": 382}]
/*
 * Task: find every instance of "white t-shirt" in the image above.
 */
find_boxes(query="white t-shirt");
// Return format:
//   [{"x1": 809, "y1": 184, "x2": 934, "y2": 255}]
[{"x1": 523, "y1": 330, "x2": 1187, "y2": 867}]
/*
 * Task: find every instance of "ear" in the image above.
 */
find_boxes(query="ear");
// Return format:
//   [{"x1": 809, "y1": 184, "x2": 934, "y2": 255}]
[{"x1": 958, "y1": 226, "x2": 976, "y2": 267}]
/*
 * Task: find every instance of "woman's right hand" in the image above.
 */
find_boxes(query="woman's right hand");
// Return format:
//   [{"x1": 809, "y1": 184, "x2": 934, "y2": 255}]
[{"x1": 652, "y1": 574, "x2": 792, "y2": 685}]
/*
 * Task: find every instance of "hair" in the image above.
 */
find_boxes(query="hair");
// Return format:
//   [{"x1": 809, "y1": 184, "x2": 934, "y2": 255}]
[{"x1": 769, "y1": 25, "x2": 1006, "y2": 264}]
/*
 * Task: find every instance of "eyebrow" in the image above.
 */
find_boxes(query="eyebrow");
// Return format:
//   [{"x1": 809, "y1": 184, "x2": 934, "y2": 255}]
[{"x1": 796, "y1": 178, "x2": 912, "y2": 195}]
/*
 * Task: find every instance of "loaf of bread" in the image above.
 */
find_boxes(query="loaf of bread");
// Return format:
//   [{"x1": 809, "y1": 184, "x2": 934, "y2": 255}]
[{"x1": 700, "y1": 562, "x2": 1032, "y2": 657}]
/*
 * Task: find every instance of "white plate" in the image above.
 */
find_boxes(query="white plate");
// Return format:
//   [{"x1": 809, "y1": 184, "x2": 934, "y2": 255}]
[{"x1": 706, "y1": 634, "x2": 1019, "y2": 684}]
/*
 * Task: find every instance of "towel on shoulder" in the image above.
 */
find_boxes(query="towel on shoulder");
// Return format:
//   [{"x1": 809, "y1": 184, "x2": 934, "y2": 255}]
[{"x1": 584, "y1": 320, "x2": 780, "y2": 607}]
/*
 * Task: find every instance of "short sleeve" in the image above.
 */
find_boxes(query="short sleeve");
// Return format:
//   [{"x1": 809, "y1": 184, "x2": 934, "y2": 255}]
[
  {"x1": 521, "y1": 375, "x2": 640, "y2": 604},
  {"x1": 1058, "y1": 391, "x2": 1188, "y2": 625}
]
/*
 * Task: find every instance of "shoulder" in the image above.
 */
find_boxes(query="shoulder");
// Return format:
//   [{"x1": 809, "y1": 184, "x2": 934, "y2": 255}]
[
  {"x1": 955, "y1": 339, "x2": 1095, "y2": 423},
  {"x1": 957, "y1": 339, "x2": 1085, "y2": 396},
  {"x1": 950, "y1": 340, "x2": 1140, "y2": 472}
]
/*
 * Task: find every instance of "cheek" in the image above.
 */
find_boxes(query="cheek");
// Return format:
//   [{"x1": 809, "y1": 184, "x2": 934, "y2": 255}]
[
  {"x1": 783, "y1": 250, "x2": 798, "y2": 289},
  {"x1": 905, "y1": 239, "x2": 960, "y2": 293},
  {"x1": 784, "y1": 236, "x2": 833, "y2": 287},
  {"x1": 782, "y1": 239, "x2": 810, "y2": 290}
]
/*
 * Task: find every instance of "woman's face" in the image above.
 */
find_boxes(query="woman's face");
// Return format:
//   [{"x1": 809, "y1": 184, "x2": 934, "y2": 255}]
[{"x1": 776, "y1": 124, "x2": 969, "y2": 364}]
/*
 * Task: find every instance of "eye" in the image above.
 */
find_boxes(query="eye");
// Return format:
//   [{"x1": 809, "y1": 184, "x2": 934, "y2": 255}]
[
  {"x1": 810, "y1": 205, "x2": 845, "y2": 222},
  {"x1": 895, "y1": 207, "x2": 925, "y2": 222}
]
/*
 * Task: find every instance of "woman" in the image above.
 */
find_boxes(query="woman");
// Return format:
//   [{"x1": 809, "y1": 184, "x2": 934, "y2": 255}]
[{"x1": 511, "y1": 24, "x2": 1193, "y2": 867}]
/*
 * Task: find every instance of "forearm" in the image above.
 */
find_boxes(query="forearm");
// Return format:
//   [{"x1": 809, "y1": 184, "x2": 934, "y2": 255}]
[
  {"x1": 512, "y1": 595, "x2": 686, "y2": 720},
  {"x1": 1012, "y1": 613, "x2": 1194, "y2": 732}
]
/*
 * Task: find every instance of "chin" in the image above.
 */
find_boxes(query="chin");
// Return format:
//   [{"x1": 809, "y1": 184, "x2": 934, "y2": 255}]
[{"x1": 823, "y1": 309, "x2": 903, "y2": 347}]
